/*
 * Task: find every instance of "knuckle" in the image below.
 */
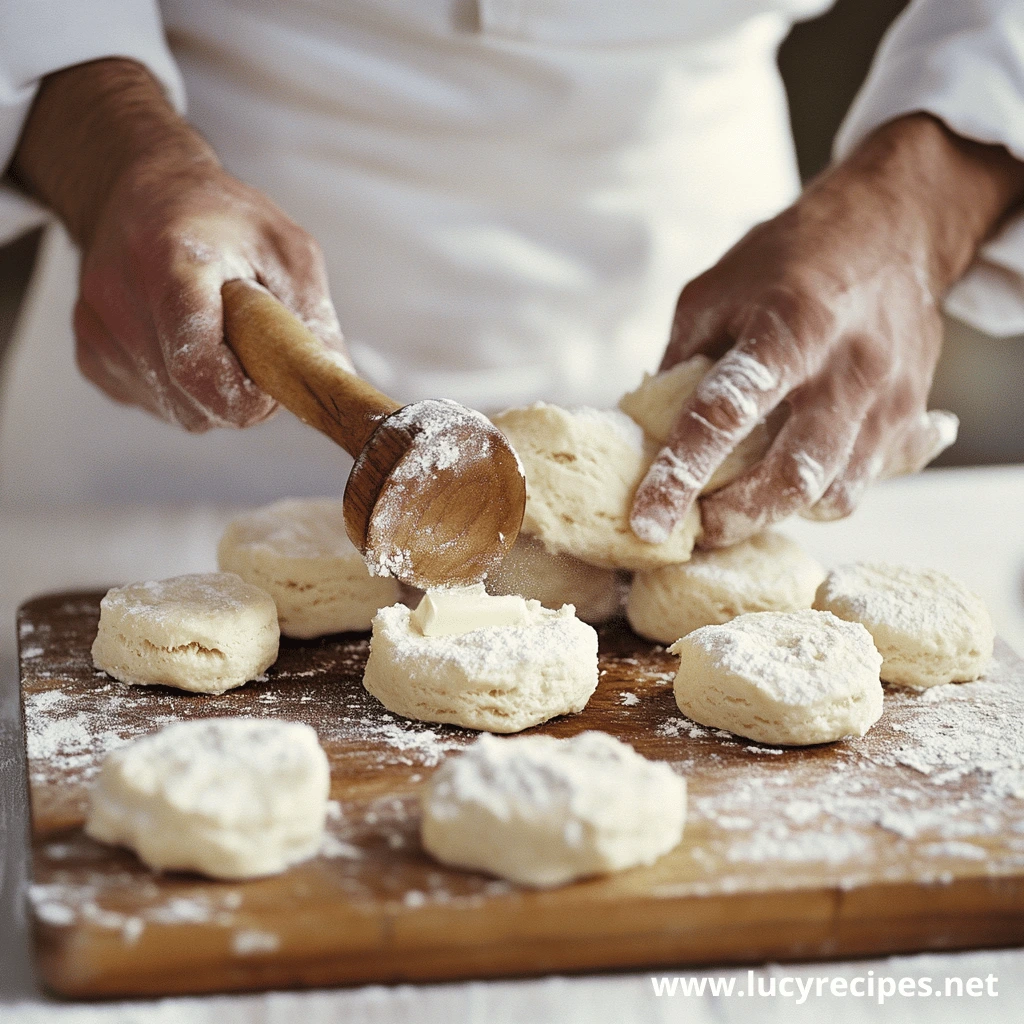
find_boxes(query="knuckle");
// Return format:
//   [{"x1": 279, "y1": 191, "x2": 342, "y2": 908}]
[
  {"x1": 279, "y1": 222, "x2": 323, "y2": 265},
  {"x1": 689, "y1": 395, "x2": 749, "y2": 438},
  {"x1": 741, "y1": 284, "x2": 836, "y2": 379},
  {"x1": 843, "y1": 334, "x2": 890, "y2": 389},
  {"x1": 179, "y1": 410, "x2": 214, "y2": 434},
  {"x1": 775, "y1": 449, "x2": 827, "y2": 503}
]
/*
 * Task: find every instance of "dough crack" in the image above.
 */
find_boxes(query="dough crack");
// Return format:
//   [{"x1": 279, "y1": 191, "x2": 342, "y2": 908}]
[{"x1": 139, "y1": 636, "x2": 227, "y2": 660}]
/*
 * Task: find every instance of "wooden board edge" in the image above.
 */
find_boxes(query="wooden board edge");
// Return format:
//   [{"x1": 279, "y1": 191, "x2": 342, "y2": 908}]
[{"x1": 33, "y1": 874, "x2": 1024, "y2": 1000}]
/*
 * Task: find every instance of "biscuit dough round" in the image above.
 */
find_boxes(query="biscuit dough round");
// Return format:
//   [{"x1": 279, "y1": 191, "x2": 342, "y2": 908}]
[
  {"x1": 491, "y1": 403, "x2": 700, "y2": 570},
  {"x1": 618, "y1": 357, "x2": 778, "y2": 492},
  {"x1": 421, "y1": 731, "x2": 686, "y2": 887},
  {"x1": 813, "y1": 562, "x2": 994, "y2": 687},
  {"x1": 670, "y1": 609, "x2": 883, "y2": 745},
  {"x1": 362, "y1": 599, "x2": 598, "y2": 733},
  {"x1": 91, "y1": 573, "x2": 279, "y2": 695},
  {"x1": 217, "y1": 498, "x2": 401, "y2": 638},
  {"x1": 627, "y1": 531, "x2": 824, "y2": 643},
  {"x1": 85, "y1": 718, "x2": 330, "y2": 879},
  {"x1": 486, "y1": 534, "x2": 621, "y2": 624}
]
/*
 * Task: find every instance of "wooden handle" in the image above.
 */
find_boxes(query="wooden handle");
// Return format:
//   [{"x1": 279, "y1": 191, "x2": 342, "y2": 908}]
[{"x1": 221, "y1": 280, "x2": 400, "y2": 456}]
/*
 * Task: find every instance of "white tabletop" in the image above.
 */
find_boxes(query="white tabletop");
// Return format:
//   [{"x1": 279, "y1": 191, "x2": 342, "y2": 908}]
[{"x1": 2, "y1": 466, "x2": 1023, "y2": 1021}]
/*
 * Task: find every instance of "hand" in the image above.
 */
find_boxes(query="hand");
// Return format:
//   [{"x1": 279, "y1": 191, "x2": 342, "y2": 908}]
[
  {"x1": 75, "y1": 154, "x2": 348, "y2": 430},
  {"x1": 630, "y1": 115, "x2": 1024, "y2": 548},
  {"x1": 13, "y1": 58, "x2": 348, "y2": 432}
]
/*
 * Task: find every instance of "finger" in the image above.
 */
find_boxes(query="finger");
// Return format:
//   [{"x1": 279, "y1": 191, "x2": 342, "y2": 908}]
[
  {"x1": 804, "y1": 408, "x2": 959, "y2": 522},
  {"x1": 75, "y1": 298, "x2": 216, "y2": 432},
  {"x1": 801, "y1": 406, "x2": 889, "y2": 522},
  {"x1": 880, "y1": 409, "x2": 959, "y2": 479},
  {"x1": 698, "y1": 373, "x2": 870, "y2": 546},
  {"x1": 74, "y1": 299, "x2": 143, "y2": 408},
  {"x1": 631, "y1": 300, "x2": 826, "y2": 544},
  {"x1": 660, "y1": 275, "x2": 732, "y2": 371},
  {"x1": 258, "y1": 225, "x2": 354, "y2": 371},
  {"x1": 154, "y1": 268, "x2": 278, "y2": 429}
]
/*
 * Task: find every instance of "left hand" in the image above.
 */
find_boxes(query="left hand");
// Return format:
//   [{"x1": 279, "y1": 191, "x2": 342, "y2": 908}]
[{"x1": 630, "y1": 114, "x2": 1024, "y2": 548}]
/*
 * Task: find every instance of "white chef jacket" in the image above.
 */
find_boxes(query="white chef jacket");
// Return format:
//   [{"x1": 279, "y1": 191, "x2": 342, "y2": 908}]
[{"x1": 0, "y1": 0, "x2": 1022, "y2": 507}]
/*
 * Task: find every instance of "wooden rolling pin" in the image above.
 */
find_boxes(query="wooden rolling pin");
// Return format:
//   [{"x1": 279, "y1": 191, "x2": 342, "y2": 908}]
[{"x1": 221, "y1": 279, "x2": 525, "y2": 590}]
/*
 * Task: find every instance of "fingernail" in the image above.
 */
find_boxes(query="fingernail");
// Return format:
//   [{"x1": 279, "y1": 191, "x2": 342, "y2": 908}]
[{"x1": 629, "y1": 508, "x2": 673, "y2": 545}]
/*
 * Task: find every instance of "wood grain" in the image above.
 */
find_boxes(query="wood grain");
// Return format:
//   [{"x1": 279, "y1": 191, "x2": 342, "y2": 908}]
[{"x1": 19, "y1": 592, "x2": 1024, "y2": 999}]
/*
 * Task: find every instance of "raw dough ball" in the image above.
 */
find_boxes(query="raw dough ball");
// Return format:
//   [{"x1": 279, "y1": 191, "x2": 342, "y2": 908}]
[
  {"x1": 217, "y1": 497, "x2": 400, "y2": 638},
  {"x1": 618, "y1": 357, "x2": 777, "y2": 492},
  {"x1": 627, "y1": 531, "x2": 824, "y2": 643},
  {"x1": 670, "y1": 609, "x2": 883, "y2": 746},
  {"x1": 421, "y1": 731, "x2": 686, "y2": 887},
  {"x1": 813, "y1": 562, "x2": 994, "y2": 687},
  {"x1": 491, "y1": 403, "x2": 700, "y2": 570},
  {"x1": 486, "y1": 534, "x2": 621, "y2": 624},
  {"x1": 85, "y1": 718, "x2": 330, "y2": 879},
  {"x1": 362, "y1": 593, "x2": 599, "y2": 733},
  {"x1": 92, "y1": 573, "x2": 279, "y2": 695}
]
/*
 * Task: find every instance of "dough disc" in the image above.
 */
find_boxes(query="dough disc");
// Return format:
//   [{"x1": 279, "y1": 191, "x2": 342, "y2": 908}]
[
  {"x1": 670, "y1": 609, "x2": 883, "y2": 746},
  {"x1": 813, "y1": 562, "x2": 994, "y2": 687},
  {"x1": 421, "y1": 731, "x2": 686, "y2": 887},
  {"x1": 627, "y1": 531, "x2": 823, "y2": 643},
  {"x1": 85, "y1": 718, "x2": 330, "y2": 879},
  {"x1": 218, "y1": 497, "x2": 400, "y2": 638},
  {"x1": 91, "y1": 572, "x2": 279, "y2": 695},
  {"x1": 362, "y1": 599, "x2": 598, "y2": 733},
  {"x1": 491, "y1": 403, "x2": 700, "y2": 570}
]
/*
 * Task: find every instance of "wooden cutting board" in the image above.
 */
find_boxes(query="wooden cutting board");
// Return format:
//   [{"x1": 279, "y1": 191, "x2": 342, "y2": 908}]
[{"x1": 19, "y1": 591, "x2": 1024, "y2": 999}]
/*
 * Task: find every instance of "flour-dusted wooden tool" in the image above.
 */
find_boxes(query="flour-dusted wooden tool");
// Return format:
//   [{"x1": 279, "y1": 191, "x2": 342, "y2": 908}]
[{"x1": 221, "y1": 280, "x2": 525, "y2": 589}]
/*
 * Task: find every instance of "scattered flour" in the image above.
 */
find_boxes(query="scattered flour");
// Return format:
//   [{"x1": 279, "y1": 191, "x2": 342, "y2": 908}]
[{"x1": 18, "y1": 597, "x2": 1024, "y2": 949}]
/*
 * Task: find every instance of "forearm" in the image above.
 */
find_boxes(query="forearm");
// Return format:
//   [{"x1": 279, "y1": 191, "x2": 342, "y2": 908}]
[
  {"x1": 10, "y1": 58, "x2": 216, "y2": 248},
  {"x1": 814, "y1": 113, "x2": 1024, "y2": 297}
]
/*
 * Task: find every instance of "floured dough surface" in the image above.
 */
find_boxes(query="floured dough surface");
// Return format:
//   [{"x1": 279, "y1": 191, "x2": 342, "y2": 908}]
[
  {"x1": 217, "y1": 498, "x2": 400, "y2": 638},
  {"x1": 85, "y1": 718, "x2": 330, "y2": 879},
  {"x1": 362, "y1": 592, "x2": 599, "y2": 733},
  {"x1": 627, "y1": 531, "x2": 824, "y2": 644},
  {"x1": 486, "y1": 534, "x2": 621, "y2": 624},
  {"x1": 670, "y1": 610, "x2": 883, "y2": 746},
  {"x1": 618, "y1": 357, "x2": 777, "y2": 492},
  {"x1": 91, "y1": 573, "x2": 279, "y2": 695},
  {"x1": 421, "y1": 731, "x2": 686, "y2": 887},
  {"x1": 491, "y1": 403, "x2": 700, "y2": 570},
  {"x1": 813, "y1": 562, "x2": 994, "y2": 687}
]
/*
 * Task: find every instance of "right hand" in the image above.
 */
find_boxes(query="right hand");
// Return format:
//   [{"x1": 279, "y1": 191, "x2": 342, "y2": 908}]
[{"x1": 75, "y1": 152, "x2": 349, "y2": 431}]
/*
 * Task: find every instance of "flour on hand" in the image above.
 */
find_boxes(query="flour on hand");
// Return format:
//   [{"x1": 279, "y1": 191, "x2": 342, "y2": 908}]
[{"x1": 618, "y1": 356, "x2": 778, "y2": 493}]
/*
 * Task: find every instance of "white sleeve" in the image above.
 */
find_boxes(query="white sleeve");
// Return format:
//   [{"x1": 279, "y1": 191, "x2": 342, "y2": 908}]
[
  {"x1": 834, "y1": 0, "x2": 1024, "y2": 337},
  {"x1": 0, "y1": 1, "x2": 185, "y2": 246}
]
